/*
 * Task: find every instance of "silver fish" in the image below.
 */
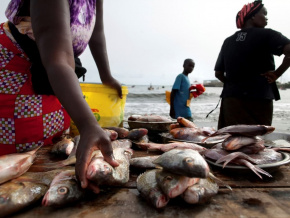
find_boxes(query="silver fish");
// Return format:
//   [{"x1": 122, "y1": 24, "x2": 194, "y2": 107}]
[
  {"x1": 42, "y1": 169, "x2": 85, "y2": 207},
  {"x1": 0, "y1": 168, "x2": 70, "y2": 217},
  {"x1": 86, "y1": 147, "x2": 133, "y2": 186},
  {"x1": 130, "y1": 156, "x2": 160, "y2": 169},
  {"x1": 136, "y1": 169, "x2": 169, "y2": 208},
  {"x1": 0, "y1": 146, "x2": 40, "y2": 184},
  {"x1": 153, "y1": 149, "x2": 210, "y2": 178},
  {"x1": 222, "y1": 136, "x2": 264, "y2": 151}
]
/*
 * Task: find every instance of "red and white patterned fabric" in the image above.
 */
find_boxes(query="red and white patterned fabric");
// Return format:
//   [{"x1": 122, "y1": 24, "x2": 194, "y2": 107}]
[{"x1": 0, "y1": 23, "x2": 70, "y2": 155}]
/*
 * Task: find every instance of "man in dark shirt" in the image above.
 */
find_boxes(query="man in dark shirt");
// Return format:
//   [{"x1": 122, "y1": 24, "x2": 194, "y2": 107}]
[{"x1": 215, "y1": 0, "x2": 290, "y2": 129}]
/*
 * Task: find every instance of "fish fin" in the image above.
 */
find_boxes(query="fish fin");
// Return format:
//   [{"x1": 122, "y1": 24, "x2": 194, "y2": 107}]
[
  {"x1": 209, "y1": 172, "x2": 232, "y2": 191},
  {"x1": 216, "y1": 152, "x2": 257, "y2": 167},
  {"x1": 241, "y1": 160, "x2": 272, "y2": 179}
]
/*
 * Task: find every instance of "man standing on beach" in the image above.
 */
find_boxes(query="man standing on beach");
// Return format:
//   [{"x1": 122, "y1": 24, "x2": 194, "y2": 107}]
[{"x1": 170, "y1": 59, "x2": 195, "y2": 121}]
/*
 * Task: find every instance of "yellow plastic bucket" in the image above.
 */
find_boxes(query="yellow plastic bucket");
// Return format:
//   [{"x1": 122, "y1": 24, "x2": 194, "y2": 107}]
[{"x1": 70, "y1": 83, "x2": 128, "y2": 136}]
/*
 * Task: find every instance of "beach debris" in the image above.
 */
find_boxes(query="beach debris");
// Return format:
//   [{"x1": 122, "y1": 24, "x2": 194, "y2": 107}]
[
  {"x1": 0, "y1": 146, "x2": 41, "y2": 185},
  {"x1": 136, "y1": 169, "x2": 170, "y2": 208},
  {"x1": 153, "y1": 149, "x2": 210, "y2": 178}
]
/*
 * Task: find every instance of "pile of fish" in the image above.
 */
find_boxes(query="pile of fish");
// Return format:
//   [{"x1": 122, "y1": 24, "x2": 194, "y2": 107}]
[
  {"x1": 0, "y1": 126, "x2": 153, "y2": 216},
  {"x1": 128, "y1": 114, "x2": 173, "y2": 122},
  {"x1": 136, "y1": 149, "x2": 219, "y2": 208},
  {"x1": 203, "y1": 124, "x2": 283, "y2": 178}
]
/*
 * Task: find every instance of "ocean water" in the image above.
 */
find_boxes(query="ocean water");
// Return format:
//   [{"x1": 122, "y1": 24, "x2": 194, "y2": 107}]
[{"x1": 124, "y1": 85, "x2": 290, "y2": 131}]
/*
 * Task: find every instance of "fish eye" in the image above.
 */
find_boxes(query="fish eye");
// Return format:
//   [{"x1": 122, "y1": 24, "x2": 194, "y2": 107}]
[
  {"x1": 0, "y1": 195, "x2": 8, "y2": 203},
  {"x1": 184, "y1": 158, "x2": 194, "y2": 163},
  {"x1": 165, "y1": 176, "x2": 173, "y2": 181},
  {"x1": 57, "y1": 187, "x2": 68, "y2": 195}
]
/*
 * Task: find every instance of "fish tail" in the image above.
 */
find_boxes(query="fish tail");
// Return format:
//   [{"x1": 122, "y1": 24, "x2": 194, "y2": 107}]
[{"x1": 209, "y1": 172, "x2": 232, "y2": 191}]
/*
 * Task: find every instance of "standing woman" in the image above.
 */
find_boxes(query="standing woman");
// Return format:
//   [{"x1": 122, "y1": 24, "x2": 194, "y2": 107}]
[
  {"x1": 0, "y1": 0, "x2": 122, "y2": 192},
  {"x1": 215, "y1": 0, "x2": 290, "y2": 129}
]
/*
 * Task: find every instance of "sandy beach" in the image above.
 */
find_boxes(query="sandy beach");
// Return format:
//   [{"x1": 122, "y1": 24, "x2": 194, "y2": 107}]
[{"x1": 124, "y1": 85, "x2": 290, "y2": 133}]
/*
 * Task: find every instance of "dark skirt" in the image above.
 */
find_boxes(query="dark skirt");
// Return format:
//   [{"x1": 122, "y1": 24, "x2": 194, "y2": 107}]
[{"x1": 218, "y1": 97, "x2": 273, "y2": 129}]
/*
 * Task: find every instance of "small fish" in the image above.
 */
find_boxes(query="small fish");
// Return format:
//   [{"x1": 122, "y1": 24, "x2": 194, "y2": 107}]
[
  {"x1": 51, "y1": 135, "x2": 74, "y2": 156},
  {"x1": 177, "y1": 117, "x2": 197, "y2": 128},
  {"x1": 181, "y1": 177, "x2": 219, "y2": 204},
  {"x1": 209, "y1": 125, "x2": 275, "y2": 138},
  {"x1": 153, "y1": 149, "x2": 210, "y2": 178},
  {"x1": 136, "y1": 169, "x2": 169, "y2": 208},
  {"x1": 222, "y1": 136, "x2": 264, "y2": 151},
  {"x1": 130, "y1": 156, "x2": 160, "y2": 169},
  {"x1": 86, "y1": 148, "x2": 133, "y2": 186},
  {"x1": 104, "y1": 127, "x2": 130, "y2": 138},
  {"x1": 155, "y1": 170, "x2": 200, "y2": 198},
  {"x1": 128, "y1": 115, "x2": 172, "y2": 122},
  {"x1": 42, "y1": 169, "x2": 86, "y2": 207},
  {"x1": 0, "y1": 146, "x2": 41, "y2": 184},
  {"x1": 136, "y1": 141, "x2": 207, "y2": 154},
  {"x1": 103, "y1": 129, "x2": 118, "y2": 141},
  {"x1": 169, "y1": 123, "x2": 181, "y2": 131},
  {"x1": 127, "y1": 128, "x2": 148, "y2": 141},
  {"x1": 170, "y1": 127, "x2": 206, "y2": 142}
]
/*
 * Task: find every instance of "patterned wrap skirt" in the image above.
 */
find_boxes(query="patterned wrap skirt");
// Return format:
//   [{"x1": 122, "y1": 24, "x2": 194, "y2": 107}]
[{"x1": 0, "y1": 23, "x2": 70, "y2": 155}]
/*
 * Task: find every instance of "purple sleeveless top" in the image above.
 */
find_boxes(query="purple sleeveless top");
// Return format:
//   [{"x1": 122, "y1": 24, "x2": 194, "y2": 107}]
[{"x1": 5, "y1": 0, "x2": 96, "y2": 57}]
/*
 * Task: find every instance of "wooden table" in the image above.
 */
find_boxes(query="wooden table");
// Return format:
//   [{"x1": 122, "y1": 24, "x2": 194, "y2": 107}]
[{"x1": 10, "y1": 147, "x2": 290, "y2": 218}]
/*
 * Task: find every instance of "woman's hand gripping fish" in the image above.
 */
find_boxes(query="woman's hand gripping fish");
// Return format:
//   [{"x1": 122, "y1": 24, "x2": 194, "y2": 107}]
[
  {"x1": 86, "y1": 147, "x2": 133, "y2": 186},
  {"x1": 153, "y1": 149, "x2": 210, "y2": 178},
  {"x1": 136, "y1": 169, "x2": 169, "y2": 208},
  {"x1": 0, "y1": 146, "x2": 41, "y2": 184}
]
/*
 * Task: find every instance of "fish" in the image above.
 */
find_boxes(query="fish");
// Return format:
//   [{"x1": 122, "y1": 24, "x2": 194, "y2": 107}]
[
  {"x1": 155, "y1": 170, "x2": 200, "y2": 198},
  {"x1": 216, "y1": 149, "x2": 283, "y2": 166},
  {"x1": 104, "y1": 127, "x2": 130, "y2": 138},
  {"x1": 207, "y1": 125, "x2": 275, "y2": 138},
  {"x1": 128, "y1": 114, "x2": 172, "y2": 122},
  {"x1": 30, "y1": 139, "x2": 132, "y2": 172},
  {"x1": 0, "y1": 168, "x2": 70, "y2": 217},
  {"x1": 204, "y1": 148, "x2": 272, "y2": 179},
  {"x1": 103, "y1": 129, "x2": 118, "y2": 141},
  {"x1": 222, "y1": 136, "x2": 264, "y2": 151},
  {"x1": 215, "y1": 142, "x2": 265, "y2": 154},
  {"x1": 127, "y1": 128, "x2": 148, "y2": 141},
  {"x1": 0, "y1": 146, "x2": 41, "y2": 185},
  {"x1": 181, "y1": 176, "x2": 219, "y2": 204},
  {"x1": 153, "y1": 149, "x2": 210, "y2": 178},
  {"x1": 130, "y1": 156, "x2": 160, "y2": 169},
  {"x1": 42, "y1": 169, "x2": 86, "y2": 207},
  {"x1": 51, "y1": 135, "x2": 74, "y2": 156},
  {"x1": 86, "y1": 147, "x2": 133, "y2": 186},
  {"x1": 169, "y1": 123, "x2": 181, "y2": 131},
  {"x1": 177, "y1": 117, "x2": 197, "y2": 128},
  {"x1": 136, "y1": 141, "x2": 207, "y2": 154},
  {"x1": 136, "y1": 169, "x2": 169, "y2": 208},
  {"x1": 170, "y1": 128, "x2": 205, "y2": 142}
]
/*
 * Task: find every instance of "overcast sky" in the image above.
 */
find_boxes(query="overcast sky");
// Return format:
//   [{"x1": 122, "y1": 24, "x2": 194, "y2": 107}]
[{"x1": 1, "y1": 0, "x2": 290, "y2": 85}]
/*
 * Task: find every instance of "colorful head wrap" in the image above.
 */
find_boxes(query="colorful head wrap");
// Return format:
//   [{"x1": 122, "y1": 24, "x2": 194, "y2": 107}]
[{"x1": 236, "y1": 0, "x2": 264, "y2": 29}]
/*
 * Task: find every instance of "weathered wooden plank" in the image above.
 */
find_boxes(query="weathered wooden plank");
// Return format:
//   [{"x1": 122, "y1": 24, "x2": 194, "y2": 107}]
[{"x1": 10, "y1": 188, "x2": 290, "y2": 218}]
